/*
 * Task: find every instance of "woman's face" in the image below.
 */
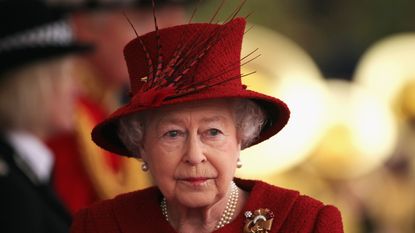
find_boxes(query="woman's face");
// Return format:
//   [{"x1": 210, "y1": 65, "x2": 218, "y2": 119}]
[
  {"x1": 47, "y1": 59, "x2": 77, "y2": 135},
  {"x1": 140, "y1": 99, "x2": 241, "y2": 208}
]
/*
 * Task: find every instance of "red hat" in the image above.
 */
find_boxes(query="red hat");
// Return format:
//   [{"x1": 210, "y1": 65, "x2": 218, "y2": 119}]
[{"x1": 91, "y1": 17, "x2": 290, "y2": 157}]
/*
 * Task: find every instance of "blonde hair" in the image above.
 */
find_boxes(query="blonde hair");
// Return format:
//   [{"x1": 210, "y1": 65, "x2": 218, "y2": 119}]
[{"x1": 0, "y1": 57, "x2": 73, "y2": 136}]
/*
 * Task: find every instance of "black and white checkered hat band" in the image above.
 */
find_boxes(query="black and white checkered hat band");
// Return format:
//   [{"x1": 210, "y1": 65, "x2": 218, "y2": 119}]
[{"x1": 0, "y1": 20, "x2": 74, "y2": 52}]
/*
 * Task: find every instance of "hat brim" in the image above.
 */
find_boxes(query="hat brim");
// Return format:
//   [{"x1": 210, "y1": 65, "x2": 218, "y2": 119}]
[
  {"x1": 91, "y1": 86, "x2": 290, "y2": 157},
  {"x1": 0, "y1": 43, "x2": 92, "y2": 75}
]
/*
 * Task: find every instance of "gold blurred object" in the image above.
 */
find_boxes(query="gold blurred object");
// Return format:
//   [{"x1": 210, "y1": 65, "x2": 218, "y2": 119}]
[
  {"x1": 355, "y1": 33, "x2": 415, "y2": 117},
  {"x1": 311, "y1": 125, "x2": 361, "y2": 176},
  {"x1": 353, "y1": 33, "x2": 415, "y2": 232},
  {"x1": 395, "y1": 79, "x2": 415, "y2": 121},
  {"x1": 350, "y1": 168, "x2": 415, "y2": 233},
  {"x1": 308, "y1": 80, "x2": 398, "y2": 179},
  {"x1": 237, "y1": 23, "x2": 330, "y2": 177}
]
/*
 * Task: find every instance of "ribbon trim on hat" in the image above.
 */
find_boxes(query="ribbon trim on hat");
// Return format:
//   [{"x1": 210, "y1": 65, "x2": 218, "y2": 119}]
[{"x1": 131, "y1": 86, "x2": 175, "y2": 108}]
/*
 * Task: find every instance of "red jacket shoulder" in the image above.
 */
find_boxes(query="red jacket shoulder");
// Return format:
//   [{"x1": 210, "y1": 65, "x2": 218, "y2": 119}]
[
  {"x1": 282, "y1": 194, "x2": 343, "y2": 233},
  {"x1": 70, "y1": 187, "x2": 160, "y2": 233}
]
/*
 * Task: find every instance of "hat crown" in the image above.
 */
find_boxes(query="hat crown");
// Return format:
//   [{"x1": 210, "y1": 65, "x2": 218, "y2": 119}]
[{"x1": 123, "y1": 18, "x2": 246, "y2": 106}]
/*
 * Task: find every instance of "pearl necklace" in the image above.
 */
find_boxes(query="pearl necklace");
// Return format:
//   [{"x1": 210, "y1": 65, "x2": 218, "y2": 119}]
[{"x1": 160, "y1": 181, "x2": 239, "y2": 230}]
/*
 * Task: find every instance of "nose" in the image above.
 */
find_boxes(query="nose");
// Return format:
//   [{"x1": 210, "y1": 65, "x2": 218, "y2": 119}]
[{"x1": 183, "y1": 133, "x2": 207, "y2": 165}]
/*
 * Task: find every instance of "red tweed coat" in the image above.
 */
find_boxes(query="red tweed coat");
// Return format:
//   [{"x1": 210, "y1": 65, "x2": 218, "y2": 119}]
[{"x1": 71, "y1": 179, "x2": 343, "y2": 233}]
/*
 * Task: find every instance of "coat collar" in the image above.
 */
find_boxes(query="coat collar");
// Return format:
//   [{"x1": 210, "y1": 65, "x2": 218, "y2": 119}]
[{"x1": 5, "y1": 131, "x2": 53, "y2": 183}]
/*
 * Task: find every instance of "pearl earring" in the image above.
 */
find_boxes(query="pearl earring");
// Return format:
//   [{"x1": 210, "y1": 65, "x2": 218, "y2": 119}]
[
  {"x1": 141, "y1": 161, "x2": 149, "y2": 171},
  {"x1": 236, "y1": 158, "x2": 242, "y2": 168}
]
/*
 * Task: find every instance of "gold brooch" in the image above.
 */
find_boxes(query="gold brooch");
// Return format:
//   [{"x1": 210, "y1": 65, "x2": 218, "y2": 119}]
[
  {"x1": 140, "y1": 76, "x2": 148, "y2": 83},
  {"x1": 243, "y1": 208, "x2": 274, "y2": 233}
]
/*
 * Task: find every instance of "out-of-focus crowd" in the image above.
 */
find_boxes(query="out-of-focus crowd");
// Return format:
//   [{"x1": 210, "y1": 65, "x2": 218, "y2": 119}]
[{"x1": 0, "y1": 0, "x2": 192, "y2": 232}]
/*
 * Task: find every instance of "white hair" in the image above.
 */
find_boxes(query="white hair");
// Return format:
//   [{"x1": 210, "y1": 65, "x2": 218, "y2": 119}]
[{"x1": 117, "y1": 98, "x2": 266, "y2": 156}]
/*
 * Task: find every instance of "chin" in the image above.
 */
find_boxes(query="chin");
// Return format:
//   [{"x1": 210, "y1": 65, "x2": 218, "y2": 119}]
[{"x1": 176, "y1": 190, "x2": 218, "y2": 208}]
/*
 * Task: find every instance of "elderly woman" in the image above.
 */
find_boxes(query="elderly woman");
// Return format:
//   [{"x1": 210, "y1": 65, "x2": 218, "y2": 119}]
[{"x1": 71, "y1": 11, "x2": 343, "y2": 233}]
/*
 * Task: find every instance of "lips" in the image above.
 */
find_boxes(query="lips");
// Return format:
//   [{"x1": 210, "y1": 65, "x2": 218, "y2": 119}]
[
  {"x1": 179, "y1": 177, "x2": 213, "y2": 186},
  {"x1": 184, "y1": 177, "x2": 209, "y2": 182}
]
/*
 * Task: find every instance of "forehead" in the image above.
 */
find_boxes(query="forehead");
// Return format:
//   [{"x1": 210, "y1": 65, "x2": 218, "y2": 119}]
[{"x1": 148, "y1": 99, "x2": 234, "y2": 124}]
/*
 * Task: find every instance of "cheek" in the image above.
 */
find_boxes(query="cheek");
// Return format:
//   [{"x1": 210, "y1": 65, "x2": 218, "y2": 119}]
[
  {"x1": 47, "y1": 81, "x2": 76, "y2": 132},
  {"x1": 142, "y1": 142, "x2": 182, "y2": 192},
  {"x1": 209, "y1": 139, "x2": 240, "y2": 183},
  {"x1": 213, "y1": 152, "x2": 238, "y2": 179}
]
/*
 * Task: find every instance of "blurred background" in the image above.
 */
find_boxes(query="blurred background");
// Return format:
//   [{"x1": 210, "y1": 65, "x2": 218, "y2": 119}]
[
  {"x1": 195, "y1": 1, "x2": 415, "y2": 232},
  {"x1": 11, "y1": 0, "x2": 415, "y2": 232}
]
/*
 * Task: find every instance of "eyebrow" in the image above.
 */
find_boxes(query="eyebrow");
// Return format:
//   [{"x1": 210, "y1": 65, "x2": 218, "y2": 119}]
[
  {"x1": 157, "y1": 117, "x2": 184, "y2": 126},
  {"x1": 200, "y1": 115, "x2": 228, "y2": 124},
  {"x1": 158, "y1": 115, "x2": 228, "y2": 126}
]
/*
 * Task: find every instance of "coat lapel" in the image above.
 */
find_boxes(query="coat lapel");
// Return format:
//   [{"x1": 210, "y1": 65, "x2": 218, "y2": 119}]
[{"x1": 112, "y1": 187, "x2": 176, "y2": 233}]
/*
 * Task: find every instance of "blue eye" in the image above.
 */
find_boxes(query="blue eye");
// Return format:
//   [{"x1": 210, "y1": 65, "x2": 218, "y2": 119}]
[
  {"x1": 207, "y1": 128, "x2": 222, "y2": 136},
  {"x1": 164, "y1": 130, "x2": 182, "y2": 138}
]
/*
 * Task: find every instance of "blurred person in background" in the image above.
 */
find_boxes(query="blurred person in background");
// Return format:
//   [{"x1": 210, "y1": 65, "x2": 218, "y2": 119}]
[
  {"x1": 353, "y1": 80, "x2": 415, "y2": 233},
  {"x1": 46, "y1": 0, "x2": 197, "y2": 215},
  {"x1": 0, "y1": 0, "x2": 91, "y2": 232}
]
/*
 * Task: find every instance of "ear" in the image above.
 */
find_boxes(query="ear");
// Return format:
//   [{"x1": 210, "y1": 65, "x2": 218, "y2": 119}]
[
  {"x1": 236, "y1": 135, "x2": 242, "y2": 150},
  {"x1": 137, "y1": 144, "x2": 147, "y2": 160},
  {"x1": 234, "y1": 123, "x2": 243, "y2": 150}
]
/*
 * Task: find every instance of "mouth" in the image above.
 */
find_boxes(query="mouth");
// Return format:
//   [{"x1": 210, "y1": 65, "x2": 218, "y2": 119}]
[{"x1": 180, "y1": 177, "x2": 212, "y2": 186}]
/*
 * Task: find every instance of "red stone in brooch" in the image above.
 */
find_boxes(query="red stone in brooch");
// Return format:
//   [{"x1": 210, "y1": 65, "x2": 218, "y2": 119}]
[{"x1": 243, "y1": 208, "x2": 274, "y2": 233}]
